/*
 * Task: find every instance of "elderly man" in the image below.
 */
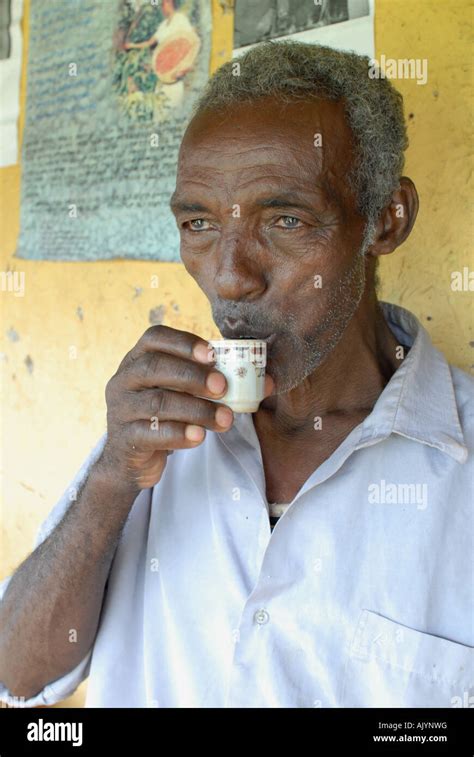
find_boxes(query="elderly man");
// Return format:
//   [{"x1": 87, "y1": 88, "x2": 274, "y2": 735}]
[{"x1": 0, "y1": 41, "x2": 472, "y2": 709}]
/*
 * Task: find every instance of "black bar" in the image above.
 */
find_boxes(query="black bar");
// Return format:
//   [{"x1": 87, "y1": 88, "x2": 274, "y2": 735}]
[{"x1": 0, "y1": 707, "x2": 472, "y2": 755}]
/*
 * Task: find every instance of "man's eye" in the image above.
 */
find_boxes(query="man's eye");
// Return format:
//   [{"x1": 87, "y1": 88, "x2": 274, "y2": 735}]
[
  {"x1": 184, "y1": 219, "x2": 211, "y2": 231},
  {"x1": 275, "y1": 216, "x2": 303, "y2": 229}
]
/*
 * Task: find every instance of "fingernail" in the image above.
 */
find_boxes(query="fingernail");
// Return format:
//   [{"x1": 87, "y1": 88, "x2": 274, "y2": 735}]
[
  {"x1": 193, "y1": 342, "x2": 215, "y2": 363},
  {"x1": 206, "y1": 371, "x2": 226, "y2": 395},
  {"x1": 215, "y1": 406, "x2": 233, "y2": 427},
  {"x1": 185, "y1": 425, "x2": 205, "y2": 442}
]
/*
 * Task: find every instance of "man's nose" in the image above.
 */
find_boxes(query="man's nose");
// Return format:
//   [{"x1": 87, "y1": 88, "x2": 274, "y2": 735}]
[{"x1": 213, "y1": 235, "x2": 266, "y2": 301}]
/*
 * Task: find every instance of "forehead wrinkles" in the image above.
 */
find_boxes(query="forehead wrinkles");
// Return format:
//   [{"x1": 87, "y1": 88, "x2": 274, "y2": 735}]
[
  {"x1": 179, "y1": 124, "x2": 328, "y2": 168},
  {"x1": 179, "y1": 140, "x2": 324, "y2": 174},
  {"x1": 179, "y1": 96, "x2": 353, "y2": 174},
  {"x1": 176, "y1": 146, "x2": 329, "y2": 208},
  {"x1": 175, "y1": 148, "x2": 347, "y2": 212},
  {"x1": 178, "y1": 124, "x2": 353, "y2": 200}
]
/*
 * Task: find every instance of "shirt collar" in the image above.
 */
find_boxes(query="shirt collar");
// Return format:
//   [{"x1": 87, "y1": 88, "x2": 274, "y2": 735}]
[
  {"x1": 232, "y1": 301, "x2": 468, "y2": 464},
  {"x1": 352, "y1": 301, "x2": 468, "y2": 463}
]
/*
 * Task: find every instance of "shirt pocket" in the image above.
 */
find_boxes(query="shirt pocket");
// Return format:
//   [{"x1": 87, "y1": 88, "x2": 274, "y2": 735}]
[{"x1": 340, "y1": 609, "x2": 474, "y2": 707}]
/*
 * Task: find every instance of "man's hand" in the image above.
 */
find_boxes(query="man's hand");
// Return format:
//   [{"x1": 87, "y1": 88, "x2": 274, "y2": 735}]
[{"x1": 96, "y1": 325, "x2": 272, "y2": 494}]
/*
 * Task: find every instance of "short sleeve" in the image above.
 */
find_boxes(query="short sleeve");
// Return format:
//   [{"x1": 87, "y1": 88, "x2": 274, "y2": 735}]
[{"x1": 0, "y1": 431, "x2": 108, "y2": 708}]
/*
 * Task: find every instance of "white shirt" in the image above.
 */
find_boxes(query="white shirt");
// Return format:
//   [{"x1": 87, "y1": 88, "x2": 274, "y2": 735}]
[{"x1": 1, "y1": 302, "x2": 473, "y2": 708}]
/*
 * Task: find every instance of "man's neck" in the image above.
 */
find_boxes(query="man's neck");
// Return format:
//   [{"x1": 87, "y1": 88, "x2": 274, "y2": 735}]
[{"x1": 253, "y1": 297, "x2": 403, "y2": 447}]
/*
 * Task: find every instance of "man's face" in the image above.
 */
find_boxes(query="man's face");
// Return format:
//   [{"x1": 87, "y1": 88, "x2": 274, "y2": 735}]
[{"x1": 171, "y1": 96, "x2": 370, "y2": 394}]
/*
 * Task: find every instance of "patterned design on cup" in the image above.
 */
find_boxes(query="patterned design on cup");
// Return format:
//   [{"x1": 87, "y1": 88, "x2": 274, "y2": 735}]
[
  {"x1": 211, "y1": 343, "x2": 266, "y2": 370},
  {"x1": 208, "y1": 339, "x2": 267, "y2": 413},
  {"x1": 250, "y1": 343, "x2": 266, "y2": 367}
]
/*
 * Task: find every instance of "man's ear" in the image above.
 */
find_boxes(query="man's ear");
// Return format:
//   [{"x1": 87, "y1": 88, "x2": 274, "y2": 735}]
[{"x1": 367, "y1": 177, "x2": 419, "y2": 257}]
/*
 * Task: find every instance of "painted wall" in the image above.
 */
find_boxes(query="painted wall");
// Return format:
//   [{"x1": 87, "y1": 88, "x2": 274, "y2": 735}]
[{"x1": 0, "y1": 0, "x2": 472, "y2": 707}]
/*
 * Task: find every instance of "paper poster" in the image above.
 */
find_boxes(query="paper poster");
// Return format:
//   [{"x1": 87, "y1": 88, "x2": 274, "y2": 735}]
[
  {"x1": 15, "y1": 0, "x2": 211, "y2": 261},
  {"x1": 0, "y1": 0, "x2": 24, "y2": 167},
  {"x1": 233, "y1": 0, "x2": 374, "y2": 59}
]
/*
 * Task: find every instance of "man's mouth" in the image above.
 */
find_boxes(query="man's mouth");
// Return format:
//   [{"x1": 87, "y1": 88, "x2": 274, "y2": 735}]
[
  {"x1": 219, "y1": 318, "x2": 276, "y2": 347},
  {"x1": 220, "y1": 330, "x2": 277, "y2": 349},
  {"x1": 220, "y1": 319, "x2": 276, "y2": 344}
]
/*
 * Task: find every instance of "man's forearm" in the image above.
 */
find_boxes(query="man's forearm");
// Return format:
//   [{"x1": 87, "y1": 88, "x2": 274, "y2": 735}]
[{"x1": 0, "y1": 464, "x2": 139, "y2": 700}]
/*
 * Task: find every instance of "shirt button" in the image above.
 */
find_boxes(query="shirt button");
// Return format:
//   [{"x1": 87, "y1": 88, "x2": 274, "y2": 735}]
[{"x1": 254, "y1": 609, "x2": 269, "y2": 625}]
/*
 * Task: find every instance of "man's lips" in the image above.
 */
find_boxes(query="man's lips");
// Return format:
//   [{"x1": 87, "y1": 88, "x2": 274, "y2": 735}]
[{"x1": 220, "y1": 320, "x2": 276, "y2": 346}]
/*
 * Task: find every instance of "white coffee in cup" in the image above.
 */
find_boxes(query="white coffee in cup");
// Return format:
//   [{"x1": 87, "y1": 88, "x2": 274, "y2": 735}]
[{"x1": 208, "y1": 339, "x2": 267, "y2": 413}]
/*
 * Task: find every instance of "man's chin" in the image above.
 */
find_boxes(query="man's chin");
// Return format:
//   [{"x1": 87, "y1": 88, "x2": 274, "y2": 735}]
[{"x1": 261, "y1": 368, "x2": 302, "y2": 398}]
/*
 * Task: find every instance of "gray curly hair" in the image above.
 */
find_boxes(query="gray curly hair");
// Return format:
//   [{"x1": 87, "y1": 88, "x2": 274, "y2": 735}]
[{"x1": 191, "y1": 40, "x2": 409, "y2": 270}]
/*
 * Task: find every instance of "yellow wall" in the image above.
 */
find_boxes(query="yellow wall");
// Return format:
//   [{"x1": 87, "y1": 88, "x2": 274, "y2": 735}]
[{"x1": 0, "y1": 0, "x2": 472, "y2": 707}]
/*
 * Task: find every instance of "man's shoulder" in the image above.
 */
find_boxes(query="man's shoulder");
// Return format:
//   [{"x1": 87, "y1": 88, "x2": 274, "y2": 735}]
[
  {"x1": 449, "y1": 363, "x2": 474, "y2": 455},
  {"x1": 450, "y1": 363, "x2": 474, "y2": 411}
]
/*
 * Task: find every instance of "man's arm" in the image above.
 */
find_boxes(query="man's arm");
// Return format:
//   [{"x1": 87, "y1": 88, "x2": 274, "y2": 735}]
[
  {"x1": 0, "y1": 464, "x2": 139, "y2": 700},
  {"x1": 0, "y1": 324, "x2": 240, "y2": 701}
]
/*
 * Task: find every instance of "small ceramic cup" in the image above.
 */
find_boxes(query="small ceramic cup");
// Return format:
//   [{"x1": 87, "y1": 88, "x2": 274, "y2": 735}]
[{"x1": 208, "y1": 339, "x2": 267, "y2": 413}]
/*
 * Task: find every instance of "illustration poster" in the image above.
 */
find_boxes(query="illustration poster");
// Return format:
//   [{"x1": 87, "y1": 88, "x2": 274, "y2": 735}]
[{"x1": 15, "y1": 0, "x2": 212, "y2": 261}]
